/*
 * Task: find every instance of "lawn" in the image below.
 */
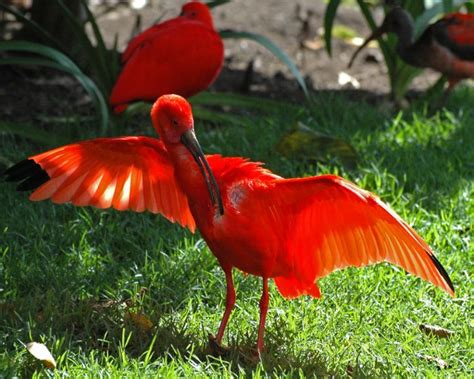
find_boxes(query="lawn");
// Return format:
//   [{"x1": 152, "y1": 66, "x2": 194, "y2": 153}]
[{"x1": 0, "y1": 89, "x2": 473, "y2": 377}]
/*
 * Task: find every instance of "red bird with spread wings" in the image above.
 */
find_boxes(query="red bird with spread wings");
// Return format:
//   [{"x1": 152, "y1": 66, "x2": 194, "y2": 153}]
[
  {"x1": 109, "y1": 1, "x2": 223, "y2": 113},
  {"x1": 4, "y1": 95, "x2": 454, "y2": 355},
  {"x1": 349, "y1": 7, "x2": 474, "y2": 97}
]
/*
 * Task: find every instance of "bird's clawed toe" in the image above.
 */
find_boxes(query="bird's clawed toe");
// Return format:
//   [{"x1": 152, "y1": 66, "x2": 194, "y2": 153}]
[{"x1": 208, "y1": 333, "x2": 231, "y2": 356}]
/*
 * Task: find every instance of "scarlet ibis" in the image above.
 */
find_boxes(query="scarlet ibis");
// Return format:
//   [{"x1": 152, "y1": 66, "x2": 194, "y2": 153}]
[
  {"x1": 349, "y1": 7, "x2": 474, "y2": 98},
  {"x1": 109, "y1": 1, "x2": 224, "y2": 113},
  {"x1": 3, "y1": 94, "x2": 454, "y2": 355}
]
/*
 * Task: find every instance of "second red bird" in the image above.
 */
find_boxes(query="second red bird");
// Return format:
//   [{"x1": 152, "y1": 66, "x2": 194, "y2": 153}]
[{"x1": 110, "y1": 1, "x2": 224, "y2": 113}]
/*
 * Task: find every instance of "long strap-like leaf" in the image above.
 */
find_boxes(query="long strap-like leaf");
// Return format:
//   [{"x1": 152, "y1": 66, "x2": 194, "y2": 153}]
[
  {"x1": 0, "y1": 41, "x2": 109, "y2": 133},
  {"x1": 324, "y1": 0, "x2": 341, "y2": 57},
  {"x1": 220, "y1": 30, "x2": 309, "y2": 97}
]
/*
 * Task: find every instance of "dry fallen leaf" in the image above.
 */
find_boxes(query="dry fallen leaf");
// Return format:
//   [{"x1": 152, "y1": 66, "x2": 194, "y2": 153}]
[
  {"x1": 26, "y1": 342, "x2": 56, "y2": 369},
  {"x1": 125, "y1": 311, "x2": 154, "y2": 333},
  {"x1": 416, "y1": 353, "x2": 449, "y2": 369},
  {"x1": 419, "y1": 324, "x2": 454, "y2": 339},
  {"x1": 276, "y1": 122, "x2": 358, "y2": 168},
  {"x1": 302, "y1": 37, "x2": 324, "y2": 51},
  {"x1": 338, "y1": 71, "x2": 360, "y2": 89},
  {"x1": 346, "y1": 364, "x2": 354, "y2": 376},
  {"x1": 332, "y1": 24, "x2": 358, "y2": 40}
]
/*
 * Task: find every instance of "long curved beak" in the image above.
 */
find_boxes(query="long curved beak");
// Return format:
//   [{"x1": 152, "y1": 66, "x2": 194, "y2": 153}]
[
  {"x1": 181, "y1": 130, "x2": 224, "y2": 216},
  {"x1": 348, "y1": 28, "x2": 385, "y2": 69}
]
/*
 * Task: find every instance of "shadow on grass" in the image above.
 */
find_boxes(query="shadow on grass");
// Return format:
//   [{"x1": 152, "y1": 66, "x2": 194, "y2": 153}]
[
  {"x1": 1, "y1": 67, "x2": 471, "y2": 375},
  {"x1": 1, "y1": 286, "x2": 334, "y2": 376}
]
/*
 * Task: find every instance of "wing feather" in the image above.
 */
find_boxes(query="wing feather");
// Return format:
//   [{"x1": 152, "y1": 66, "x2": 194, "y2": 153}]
[
  {"x1": 4, "y1": 137, "x2": 195, "y2": 231},
  {"x1": 262, "y1": 175, "x2": 454, "y2": 296}
]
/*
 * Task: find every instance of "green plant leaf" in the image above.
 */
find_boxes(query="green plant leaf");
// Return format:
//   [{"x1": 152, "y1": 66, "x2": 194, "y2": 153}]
[
  {"x1": 0, "y1": 40, "x2": 109, "y2": 132},
  {"x1": 53, "y1": 0, "x2": 116, "y2": 99},
  {"x1": 465, "y1": 2, "x2": 474, "y2": 12},
  {"x1": 0, "y1": 121, "x2": 68, "y2": 146},
  {"x1": 206, "y1": 0, "x2": 231, "y2": 8},
  {"x1": 78, "y1": 0, "x2": 119, "y2": 94},
  {"x1": 220, "y1": 30, "x2": 309, "y2": 97},
  {"x1": 393, "y1": 64, "x2": 422, "y2": 100},
  {"x1": 0, "y1": 3, "x2": 64, "y2": 51},
  {"x1": 53, "y1": 0, "x2": 102, "y2": 74},
  {"x1": 324, "y1": 0, "x2": 341, "y2": 56},
  {"x1": 355, "y1": 0, "x2": 402, "y2": 99},
  {"x1": 276, "y1": 122, "x2": 358, "y2": 168}
]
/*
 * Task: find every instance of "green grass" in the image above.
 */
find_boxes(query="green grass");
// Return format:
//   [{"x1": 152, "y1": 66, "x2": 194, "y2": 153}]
[{"x1": 0, "y1": 88, "x2": 473, "y2": 377}]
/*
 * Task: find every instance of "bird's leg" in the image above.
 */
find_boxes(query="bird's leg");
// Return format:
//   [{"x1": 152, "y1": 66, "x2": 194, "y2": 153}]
[
  {"x1": 256, "y1": 277, "x2": 269, "y2": 356},
  {"x1": 209, "y1": 268, "x2": 235, "y2": 355},
  {"x1": 433, "y1": 77, "x2": 460, "y2": 111},
  {"x1": 441, "y1": 78, "x2": 460, "y2": 106},
  {"x1": 216, "y1": 268, "x2": 236, "y2": 343}
]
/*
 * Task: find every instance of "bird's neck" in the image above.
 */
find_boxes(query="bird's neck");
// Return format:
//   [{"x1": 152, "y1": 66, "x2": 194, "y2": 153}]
[
  {"x1": 166, "y1": 144, "x2": 218, "y2": 224},
  {"x1": 396, "y1": 28, "x2": 414, "y2": 52},
  {"x1": 393, "y1": 18, "x2": 416, "y2": 61}
]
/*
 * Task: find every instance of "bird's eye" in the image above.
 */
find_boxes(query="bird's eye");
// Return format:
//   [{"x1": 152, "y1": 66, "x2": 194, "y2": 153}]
[
  {"x1": 190, "y1": 11, "x2": 197, "y2": 17},
  {"x1": 172, "y1": 119, "x2": 179, "y2": 127}
]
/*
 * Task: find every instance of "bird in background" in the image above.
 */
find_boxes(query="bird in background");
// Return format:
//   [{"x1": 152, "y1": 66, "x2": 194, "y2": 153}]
[
  {"x1": 3, "y1": 94, "x2": 454, "y2": 356},
  {"x1": 109, "y1": 1, "x2": 223, "y2": 113},
  {"x1": 349, "y1": 7, "x2": 474, "y2": 101}
]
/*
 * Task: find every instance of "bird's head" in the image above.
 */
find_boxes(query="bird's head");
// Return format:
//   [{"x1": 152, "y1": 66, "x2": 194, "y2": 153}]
[
  {"x1": 152, "y1": 94, "x2": 194, "y2": 144},
  {"x1": 151, "y1": 94, "x2": 224, "y2": 215},
  {"x1": 380, "y1": 7, "x2": 415, "y2": 35},
  {"x1": 180, "y1": 1, "x2": 215, "y2": 29},
  {"x1": 348, "y1": 7, "x2": 414, "y2": 68}
]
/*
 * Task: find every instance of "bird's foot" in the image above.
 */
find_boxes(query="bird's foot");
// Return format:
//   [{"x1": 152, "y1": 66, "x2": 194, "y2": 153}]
[
  {"x1": 248, "y1": 347, "x2": 264, "y2": 363},
  {"x1": 208, "y1": 334, "x2": 230, "y2": 357}
]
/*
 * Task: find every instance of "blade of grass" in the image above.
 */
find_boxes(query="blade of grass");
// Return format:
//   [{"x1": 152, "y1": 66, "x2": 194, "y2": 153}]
[
  {"x1": 220, "y1": 30, "x2": 309, "y2": 97},
  {"x1": 190, "y1": 92, "x2": 299, "y2": 112},
  {"x1": 206, "y1": 0, "x2": 231, "y2": 8},
  {"x1": 0, "y1": 121, "x2": 68, "y2": 146},
  {"x1": 192, "y1": 106, "x2": 247, "y2": 125}
]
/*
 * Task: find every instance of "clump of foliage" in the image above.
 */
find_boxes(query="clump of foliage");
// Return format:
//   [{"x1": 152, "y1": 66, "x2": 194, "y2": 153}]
[
  {"x1": 0, "y1": 0, "x2": 119, "y2": 132},
  {"x1": 0, "y1": 0, "x2": 308, "y2": 134}
]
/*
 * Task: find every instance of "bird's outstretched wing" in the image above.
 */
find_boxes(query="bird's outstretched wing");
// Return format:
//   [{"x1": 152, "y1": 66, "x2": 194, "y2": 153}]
[
  {"x1": 261, "y1": 175, "x2": 454, "y2": 298},
  {"x1": 3, "y1": 137, "x2": 196, "y2": 231}
]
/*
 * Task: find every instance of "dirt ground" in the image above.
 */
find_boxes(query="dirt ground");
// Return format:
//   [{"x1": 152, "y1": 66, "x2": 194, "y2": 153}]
[
  {"x1": 95, "y1": 0, "x2": 442, "y2": 96},
  {"x1": 0, "y1": 0, "x2": 451, "y2": 122}
]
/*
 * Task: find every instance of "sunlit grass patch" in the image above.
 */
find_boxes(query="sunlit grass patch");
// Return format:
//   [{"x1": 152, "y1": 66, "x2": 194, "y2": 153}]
[{"x1": 1, "y1": 91, "x2": 473, "y2": 377}]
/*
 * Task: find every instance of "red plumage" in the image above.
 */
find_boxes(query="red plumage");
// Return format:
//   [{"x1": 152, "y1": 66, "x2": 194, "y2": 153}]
[
  {"x1": 3, "y1": 95, "x2": 454, "y2": 356},
  {"x1": 442, "y1": 13, "x2": 474, "y2": 45},
  {"x1": 109, "y1": 1, "x2": 223, "y2": 113}
]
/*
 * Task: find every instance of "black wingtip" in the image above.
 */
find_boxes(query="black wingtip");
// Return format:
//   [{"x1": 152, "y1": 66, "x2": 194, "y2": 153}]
[
  {"x1": 2, "y1": 159, "x2": 50, "y2": 192},
  {"x1": 428, "y1": 252, "x2": 455, "y2": 294}
]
